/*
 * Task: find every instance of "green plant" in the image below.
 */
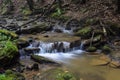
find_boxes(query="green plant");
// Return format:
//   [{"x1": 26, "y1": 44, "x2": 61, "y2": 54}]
[
  {"x1": 87, "y1": 46, "x2": 97, "y2": 52},
  {"x1": 102, "y1": 45, "x2": 112, "y2": 54},
  {"x1": 0, "y1": 29, "x2": 18, "y2": 39},
  {"x1": 56, "y1": 72, "x2": 76, "y2": 80},
  {"x1": 0, "y1": 74, "x2": 13, "y2": 80},
  {"x1": 0, "y1": 40, "x2": 18, "y2": 58},
  {"x1": 75, "y1": 27, "x2": 92, "y2": 38}
]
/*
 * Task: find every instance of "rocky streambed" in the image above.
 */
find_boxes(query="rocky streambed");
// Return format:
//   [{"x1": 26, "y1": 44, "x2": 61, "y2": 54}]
[{"x1": 0, "y1": 15, "x2": 120, "y2": 80}]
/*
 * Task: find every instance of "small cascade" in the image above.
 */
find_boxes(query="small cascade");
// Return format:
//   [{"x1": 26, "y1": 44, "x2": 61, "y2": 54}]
[
  {"x1": 52, "y1": 25, "x2": 73, "y2": 34},
  {"x1": 21, "y1": 41, "x2": 84, "y2": 62},
  {"x1": 80, "y1": 41, "x2": 85, "y2": 50},
  {"x1": 27, "y1": 41, "x2": 84, "y2": 54},
  {"x1": 38, "y1": 41, "x2": 70, "y2": 53}
]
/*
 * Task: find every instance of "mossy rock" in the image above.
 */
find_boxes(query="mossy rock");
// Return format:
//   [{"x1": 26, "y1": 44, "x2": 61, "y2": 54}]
[
  {"x1": 0, "y1": 70, "x2": 25, "y2": 80},
  {"x1": 86, "y1": 46, "x2": 97, "y2": 52},
  {"x1": 33, "y1": 68, "x2": 77, "y2": 80},
  {"x1": 0, "y1": 41, "x2": 19, "y2": 67},
  {"x1": 85, "y1": 18, "x2": 100, "y2": 26},
  {"x1": 21, "y1": 7, "x2": 32, "y2": 15},
  {"x1": 31, "y1": 55, "x2": 57, "y2": 64},
  {"x1": 106, "y1": 22, "x2": 120, "y2": 36},
  {"x1": 75, "y1": 27, "x2": 92, "y2": 38},
  {"x1": 0, "y1": 29, "x2": 18, "y2": 39},
  {"x1": 102, "y1": 45, "x2": 112, "y2": 54},
  {"x1": 16, "y1": 23, "x2": 52, "y2": 34}
]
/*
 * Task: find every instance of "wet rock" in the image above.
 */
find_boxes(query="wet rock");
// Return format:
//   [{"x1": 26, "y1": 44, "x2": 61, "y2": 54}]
[
  {"x1": 17, "y1": 40, "x2": 30, "y2": 49},
  {"x1": 44, "y1": 35, "x2": 49, "y2": 37},
  {"x1": 32, "y1": 63, "x2": 39, "y2": 71},
  {"x1": 58, "y1": 42, "x2": 65, "y2": 52},
  {"x1": 24, "y1": 47, "x2": 40, "y2": 54},
  {"x1": 6, "y1": 23, "x2": 20, "y2": 31},
  {"x1": 31, "y1": 55, "x2": 57, "y2": 64},
  {"x1": 75, "y1": 27, "x2": 92, "y2": 39},
  {"x1": 91, "y1": 59, "x2": 109, "y2": 66},
  {"x1": 66, "y1": 19, "x2": 80, "y2": 30},
  {"x1": 32, "y1": 41, "x2": 40, "y2": 47},
  {"x1": 86, "y1": 46, "x2": 97, "y2": 52},
  {"x1": 16, "y1": 66, "x2": 24, "y2": 73},
  {"x1": 99, "y1": 55, "x2": 111, "y2": 62},
  {"x1": 16, "y1": 23, "x2": 52, "y2": 34},
  {"x1": 54, "y1": 29, "x2": 63, "y2": 33},
  {"x1": 0, "y1": 19, "x2": 7, "y2": 25},
  {"x1": 109, "y1": 60, "x2": 120, "y2": 68},
  {"x1": 26, "y1": 65, "x2": 33, "y2": 71},
  {"x1": 102, "y1": 45, "x2": 112, "y2": 54},
  {"x1": 70, "y1": 40, "x2": 81, "y2": 49}
]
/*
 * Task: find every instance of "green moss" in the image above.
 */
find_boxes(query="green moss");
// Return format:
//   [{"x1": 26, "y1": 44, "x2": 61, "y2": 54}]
[
  {"x1": 0, "y1": 29, "x2": 18, "y2": 39},
  {"x1": 0, "y1": 70, "x2": 25, "y2": 80},
  {"x1": 85, "y1": 18, "x2": 99, "y2": 26},
  {"x1": 0, "y1": 74, "x2": 13, "y2": 80},
  {"x1": 87, "y1": 46, "x2": 97, "y2": 52},
  {"x1": 102, "y1": 45, "x2": 112, "y2": 54},
  {"x1": 75, "y1": 27, "x2": 92, "y2": 38},
  {"x1": 36, "y1": 68, "x2": 77, "y2": 80},
  {"x1": 21, "y1": 7, "x2": 32, "y2": 15},
  {"x1": 31, "y1": 55, "x2": 56, "y2": 63},
  {"x1": 56, "y1": 71, "x2": 76, "y2": 80},
  {"x1": 0, "y1": 40, "x2": 18, "y2": 57}
]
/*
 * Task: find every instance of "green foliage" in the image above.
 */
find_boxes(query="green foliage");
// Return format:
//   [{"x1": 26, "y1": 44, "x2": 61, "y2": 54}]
[
  {"x1": 0, "y1": 40, "x2": 18, "y2": 58},
  {"x1": 85, "y1": 18, "x2": 99, "y2": 26},
  {"x1": 75, "y1": 27, "x2": 92, "y2": 38},
  {"x1": 0, "y1": 74, "x2": 13, "y2": 80},
  {"x1": 21, "y1": 7, "x2": 32, "y2": 15},
  {"x1": 102, "y1": 45, "x2": 112, "y2": 54},
  {"x1": 0, "y1": 70, "x2": 24, "y2": 80},
  {"x1": 87, "y1": 46, "x2": 97, "y2": 52},
  {"x1": 0, "y1": 29, "x2": 18, "y2": 39},
  {"x1": 56, "y1": 71, "x2": 76, "y2": 80}
]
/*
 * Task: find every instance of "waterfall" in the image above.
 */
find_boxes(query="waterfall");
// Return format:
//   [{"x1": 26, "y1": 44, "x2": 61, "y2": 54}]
[
  {"x1": 27, "y1": 41, "x2": 85, "y2": 53},
  {"x1": 20, "y1": 41, "x2": 84, "y2": 62},
  {"x1": 52, "y1": 25, "x2": 73, "y2": 34}
]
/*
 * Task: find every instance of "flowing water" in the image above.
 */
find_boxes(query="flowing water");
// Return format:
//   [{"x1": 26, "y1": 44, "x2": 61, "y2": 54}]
[{"x1": 26, "y1": 41, "x2": 120, "y2": 80}]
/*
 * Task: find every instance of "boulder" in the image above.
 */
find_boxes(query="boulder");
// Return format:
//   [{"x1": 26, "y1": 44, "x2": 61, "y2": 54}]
[
  {"x1": 102, "y1": 45, "x2": 112, "y2": 54},
  {"x1": 16, "y1": 23, "x2": 52, "y2": 34},
  {"x1": 6, "y1": 23, "x2": 20, "y2": 31},
  {"x1": 31, "y1": 55, "x2": 57, "y2": 64},
  {"x1": 99, "y1": 55, "x2": 111, "y2": 62},
  {"x1": 54, "y1": 29, "x2": 63, "y2": 33},
  {"x1": 65, "y1": 19, "x2": 80, "y2": 30},
  {"x1": 32, "y1": 63, "x2": 39, "y2": 71},
  {"x1": 75, "y1": 27, "x2": 92, "y2": 38},
  {"x1": 17, "y1": 40, "x2": 30, "y2": 49},
  {"x1": 109, "y1": 60, "x2": 120, "y2": 68},
  {"x1": 91, "y1": 59, "x2": 109, "y2": 66},
  {"x1": 0, "y1": 41, "x2": 19, "y2": 68},
  {"x1": 24, "y1": 47, "x2": 40, "y2": 54},
  {"x1": 86, "y1": 46, "x2": 97, "y2": 52}
]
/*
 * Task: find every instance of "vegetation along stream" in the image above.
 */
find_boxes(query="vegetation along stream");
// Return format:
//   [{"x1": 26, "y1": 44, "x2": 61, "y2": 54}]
[{"x1": 0, "y1": 0, "x2": 120, "y2": 80}]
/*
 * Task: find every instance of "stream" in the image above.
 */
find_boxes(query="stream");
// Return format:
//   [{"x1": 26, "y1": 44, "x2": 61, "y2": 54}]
[
  {"x1": 24, "y1": 40, "x2": 120, "y2": 80},
  {"x1": 2, "y1": 16, "x2": 120, "y2": 80}
]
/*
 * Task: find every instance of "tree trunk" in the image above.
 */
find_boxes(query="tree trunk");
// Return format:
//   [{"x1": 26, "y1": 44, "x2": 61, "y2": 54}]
[
  {"x1": 26, "y1": 0, "x2": 34, "y2": 11},
  {"x1": 117, "y1": 0, "x2": 120, "y2": 13}
]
